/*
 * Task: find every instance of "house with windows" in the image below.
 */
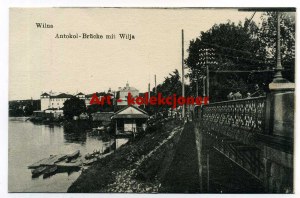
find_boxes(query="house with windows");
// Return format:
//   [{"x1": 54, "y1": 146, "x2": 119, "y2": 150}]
[
  {"x1": 76, "y1": 92, "x2": 85, "y2": 100},
  {"x1": 40, "y1": 92, "x2": 73, "y2": 111},
  {"x1": 117, "y1": 82, "x2": 139, "y2": 107}
]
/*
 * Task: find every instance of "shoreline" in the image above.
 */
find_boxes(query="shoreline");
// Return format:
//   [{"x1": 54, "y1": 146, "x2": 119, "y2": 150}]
[{"x1": 67, "y1": 119, "x2": 183, "y2": 193}]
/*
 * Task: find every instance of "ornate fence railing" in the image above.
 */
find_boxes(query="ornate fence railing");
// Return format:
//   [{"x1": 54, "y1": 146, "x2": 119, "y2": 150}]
[
  {"x1": 200, "y1": 96, "x2": 266, "y2": 145},
  {"x1": 197, "y1": 97, "x2": 267, "y2": 180}
]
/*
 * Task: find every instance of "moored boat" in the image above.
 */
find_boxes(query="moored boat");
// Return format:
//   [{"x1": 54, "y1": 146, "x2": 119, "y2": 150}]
[
  {"x1": 43, "y1": 165, "x2": 58, "y2": 178},
  {"x1": 31, "y1": 166, "x2": 48, "y2": 178},
  {"x1": 83, "y1": 158, "x2": 98, "y2": 166},
  {"x1": 66, "y1": 150, "x2": 80, "y2": 162}
]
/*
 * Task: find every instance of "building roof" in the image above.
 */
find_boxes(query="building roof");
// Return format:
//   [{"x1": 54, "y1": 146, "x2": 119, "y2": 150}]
[
  {"x1": 76, "y1": 92, "x2": 85, "y2": 95},
  {"x1": 41, "y1": 92, "x2": 50, "y2": 96},
  {"x1": 86, "y1": 92, "x2": 106, "y2": 98},
  {"x1": 41, "y1": 92, "x2": 73, "y2": 98},
  {"x1": 112, "y1": 114, "x2": 149, "y2": 119},
  {"x1": 51, "y1": 93, "x2": 73, "y2": 98},
  {"x1": 112, "y1": 105, "x2": 149, "y2": 119},
  {"x1": 119, "y1": 82, "x2": 139, "y2": 92},
  {"x1": 45, "y1": 108, "x2": 63, "y2": 112},
  {"x1": 120, "y1": 86, "x2": 138, "y2": 92},
  {"x1": 91, "y1": 112, "x2": 115, "y2": 122}
]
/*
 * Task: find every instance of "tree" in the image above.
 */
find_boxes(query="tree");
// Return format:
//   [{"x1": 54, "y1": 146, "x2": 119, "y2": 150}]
[
  {"x1": 259, "y1": 12, "x2": 295, "y2": 82},
  {"x1": 186, "y1": 20, "x2": 270, "y2": 101},
  {"x1": 149, "y1": 69, "x2": 194, "y2": 114},
  {"x1": 187, "y1": 21, "x2": 269, "y2": 74},
  {"x1": 186, "y1": 12, "x2": 295, "y2": 102},
  {"x1": 24, "y1": 104, "x2": 34, "y2": 116},
  {"x1": 156, "y1": 69, "x2": 182, "y2": 98},
  {"x1": 63, "y1": 96, "x2": 86, "y2": 120}
]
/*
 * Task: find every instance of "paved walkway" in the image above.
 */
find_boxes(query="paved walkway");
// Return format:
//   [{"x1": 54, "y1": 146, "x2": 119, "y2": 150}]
[
  {"x1": 160, "y1": 122, "x2": 200, "y2": 193},
  {"x1": 160, "y1": 121, "x2": 264, "y2": 193}
]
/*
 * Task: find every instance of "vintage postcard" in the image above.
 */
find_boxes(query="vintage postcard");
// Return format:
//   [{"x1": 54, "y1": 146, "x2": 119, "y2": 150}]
[{"x1": 9, "y1": 8, "x2": 295, "y2": 193}]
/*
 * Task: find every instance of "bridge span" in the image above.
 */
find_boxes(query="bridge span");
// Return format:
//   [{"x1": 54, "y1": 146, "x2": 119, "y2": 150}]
[{"x1": 194, "y1": 86, "x2": 294, "y2": 193}]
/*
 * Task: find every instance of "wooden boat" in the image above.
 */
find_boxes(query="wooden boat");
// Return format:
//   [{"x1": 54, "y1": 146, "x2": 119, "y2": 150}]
[
  {"x1": 43, "y1": 165, "x2": 57, "y2": 178},
  {"x1": 31, "y1": 166, "x2": 48, "y2": 177},
  {"x1": 66, "y1": 150, "x2": 80, "y2": 162},
  {"x1": 83, "y1": 158, "x2": 98, "y2": 166},
  {"x1": 28, "y1": 154, "x2": 66, "y2": 169},
  {"x1": 69, "y1": 158, "x2": 78, "y2": 163},
  {"x1": 56, "y1": 155, "x2": 67, "y2": 163}
]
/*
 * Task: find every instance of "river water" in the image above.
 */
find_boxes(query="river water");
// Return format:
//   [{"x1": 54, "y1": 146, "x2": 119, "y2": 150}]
[{"x1": 8, "y1": 118, "x2": 110, "y2": 192}]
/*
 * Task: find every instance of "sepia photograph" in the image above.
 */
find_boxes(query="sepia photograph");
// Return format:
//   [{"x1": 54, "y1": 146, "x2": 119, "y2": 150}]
[{"x1": 8, "y1": 7, "x2": 295, "y2": 193}]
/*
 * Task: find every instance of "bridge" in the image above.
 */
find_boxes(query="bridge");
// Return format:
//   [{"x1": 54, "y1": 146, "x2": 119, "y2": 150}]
[
  {"x1": 190, "y1": 11, "x2": 295, "y2": 193},
  {"x1": 194, "y1": 82, "x2": 294, "y2": 193}
]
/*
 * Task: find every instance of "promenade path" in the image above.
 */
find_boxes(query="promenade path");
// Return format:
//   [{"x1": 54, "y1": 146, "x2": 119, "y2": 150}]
[{"x1": 160, "y1": 122, "x2": 264, "y2": 193}]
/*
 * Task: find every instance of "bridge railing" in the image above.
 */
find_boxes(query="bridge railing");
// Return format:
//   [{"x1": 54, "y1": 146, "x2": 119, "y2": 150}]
[
  {"x1": 194, "y1": 87, "x2": 294, "y2": 192},
  {"x1": 197, "y1": 96, "x2": 266, "y2": 145}
]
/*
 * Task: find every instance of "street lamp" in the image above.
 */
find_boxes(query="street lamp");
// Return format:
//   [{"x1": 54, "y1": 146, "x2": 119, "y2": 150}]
[{"x1": 272, "y1": 11, "x2": 288, "y2": 83}]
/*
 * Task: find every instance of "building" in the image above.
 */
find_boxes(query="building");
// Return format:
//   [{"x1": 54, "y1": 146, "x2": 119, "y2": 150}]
[
  {"x1": 33, "y1": 108, "x2": 64, "y2": 119},
  {"x1": 44, "y1": 108, "x2": 64, "y2": 118},
  {"x1": 117, "y1": 82, "x2": 139, "y2": 106},
  {"x1": 40, "y1": 90, "x2": 114, "y2": 111},
  {"x1": 40, "y1": 92, "x2": 73, "y2": 111},
  {"x1": 76, "y1": 92, "x2": 85, "y2": 100},
  {"x1": 91, "y1": 112, "x2": 115, "y2": 126},
  {"x1": 111, "y1": 105, "x2": 149, "y2": 136},
  {"x1": 85, "y1": 92, "x2": 106, "y2": 107}
]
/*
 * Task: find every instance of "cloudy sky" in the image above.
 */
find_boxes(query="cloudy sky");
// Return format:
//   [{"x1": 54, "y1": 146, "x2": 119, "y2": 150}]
[{"x1": 9, "y1": 8, "x2": 261, "y2": 100}]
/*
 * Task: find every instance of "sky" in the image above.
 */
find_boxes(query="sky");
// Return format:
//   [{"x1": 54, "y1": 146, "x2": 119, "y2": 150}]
[{"x1": 9, "y1": 8, "x2": 262, "y2": 100}]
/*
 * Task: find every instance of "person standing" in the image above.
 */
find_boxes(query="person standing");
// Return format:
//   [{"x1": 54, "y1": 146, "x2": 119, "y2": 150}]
[
  {"x1": 233, "y1": 91, "x2": 242, "y2": 100},
  {"x1": 227, "y1": 92, "x2": 234, "y2": 100}
]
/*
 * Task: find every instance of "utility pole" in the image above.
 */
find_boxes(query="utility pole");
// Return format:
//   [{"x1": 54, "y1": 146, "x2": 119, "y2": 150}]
[
  {"x1": 203, "y1": 77, "x2": 206, "y2": 97},
  {"x1": 205, "y1": 49, "x2": 209, "y2": 101},
  {"x1": 148, "y1": 82, "x2": 151, "y2": 101},
  {"x1": 154, "y1": 75, "x2": 157, "y2": 95},
  {"x1": 196, "y1": 78, "x2": 199, "y2": 97},
  {"x1": 154, "y1": 75, "x2": 158, "y2": 117},
  {"x1": 182, "y1": 29, "x2": 185, "y2": 120}
]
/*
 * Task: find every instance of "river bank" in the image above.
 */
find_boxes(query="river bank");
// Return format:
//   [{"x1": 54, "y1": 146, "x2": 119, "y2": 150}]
[{"x1": 67, "y1": 119, "x2": 184, "y2": 193}]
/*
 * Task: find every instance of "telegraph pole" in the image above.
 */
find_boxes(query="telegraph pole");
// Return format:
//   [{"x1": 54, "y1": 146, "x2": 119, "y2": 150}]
[
  {"x1": 205, "y1": 49, "x2": 209, "y2": 101},
  {"x1": 196, "y1": 78, "x2": 199, "y2": 97},
  {"x1": 154, "y1": 74, "x2": 157, "y2": 95},
  {"x1": 203, "y1": 77, "x2": 206, "y2": 97},
  {"x1": 181, "y1": 29, "x2": 185, "y2": 120},
  {"x1": 148, "y1": 83, "x2": 151, "y2": 101}
]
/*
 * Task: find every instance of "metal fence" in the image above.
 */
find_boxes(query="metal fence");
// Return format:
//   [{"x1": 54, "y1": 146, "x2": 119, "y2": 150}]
[{"x1": 199, "y1": 97, "x2": 266, "y2": 145}]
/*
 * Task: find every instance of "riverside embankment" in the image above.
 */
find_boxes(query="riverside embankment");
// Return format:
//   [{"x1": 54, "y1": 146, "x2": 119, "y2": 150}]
[
  {"x1": 68, "y1": 119, "x2": 187, "y2": 193},
  {"x1": 68, "y1": 119, "x2": 265, "y2": 193}
]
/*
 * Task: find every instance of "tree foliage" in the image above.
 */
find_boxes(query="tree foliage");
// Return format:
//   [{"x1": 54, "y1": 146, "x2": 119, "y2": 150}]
[
  {"x1": 155, "y1": 69, "x2": 182, "y2": 97},
  {"x1": 63, "y1": 96, "x2": 86, "y2": 120},
  {"x1": 259, "y1": 12, "x2": 295, "y2": 81},
  {"x1": 146, "y1": 69, "x2": 192, "y2": 115},
  {"x1": 186, "y1": 12, "x2": 295, "y2": 102},
  {"x1": 187, "y1": 20, "x2": 269, "y2": 77}
]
